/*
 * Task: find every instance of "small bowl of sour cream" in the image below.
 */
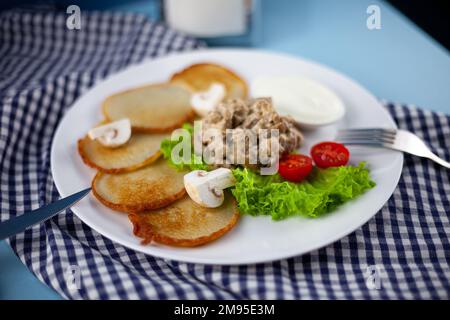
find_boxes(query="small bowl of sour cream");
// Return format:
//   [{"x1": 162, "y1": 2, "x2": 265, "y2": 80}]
[{"x1": 251, "y1": 76, "x2": 345, "y2": 128}]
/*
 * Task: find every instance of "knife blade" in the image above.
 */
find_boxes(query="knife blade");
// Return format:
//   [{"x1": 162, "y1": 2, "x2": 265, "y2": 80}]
[{"x1": 0, "y1": 188, "x2": 91, "y2": 240}]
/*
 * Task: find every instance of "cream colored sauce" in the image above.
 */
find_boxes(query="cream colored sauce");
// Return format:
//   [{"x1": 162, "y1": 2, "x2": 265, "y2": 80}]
[{"x1": 251, "y1": 76, "x2": 345, "y2": 126}]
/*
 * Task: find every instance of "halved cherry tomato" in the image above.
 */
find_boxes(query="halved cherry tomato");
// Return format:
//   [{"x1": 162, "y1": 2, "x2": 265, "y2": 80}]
[
  {"x1": 311, "y1": 142, "x2": 349, "y2": 168},
  {"x1": 278, "y1": 154, "x2": 313, "y2": 182}
]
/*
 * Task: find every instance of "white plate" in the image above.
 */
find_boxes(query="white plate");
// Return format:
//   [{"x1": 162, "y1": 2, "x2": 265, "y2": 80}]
[{"x1": 51, "y1": 49, "x2": 403, "y2": 265}]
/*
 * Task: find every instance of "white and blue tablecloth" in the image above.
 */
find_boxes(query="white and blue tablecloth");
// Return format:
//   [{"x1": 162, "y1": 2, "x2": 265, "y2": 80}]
[{"x1": 0, "y1": 8, "x2": 449, "y2": 299}]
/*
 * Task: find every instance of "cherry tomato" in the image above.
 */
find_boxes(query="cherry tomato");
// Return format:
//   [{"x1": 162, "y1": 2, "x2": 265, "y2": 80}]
[
  {"x1": 278, "y1": 154, "x2": 313, "y2": 182},
  {"x1": 311, "y1": 142, "x2": 349, "y2": 168}
]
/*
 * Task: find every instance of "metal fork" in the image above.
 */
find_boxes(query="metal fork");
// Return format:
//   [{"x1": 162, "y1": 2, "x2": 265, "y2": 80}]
[{"x1": 336, "y1": 128, "x2": 450, "y2": 169}]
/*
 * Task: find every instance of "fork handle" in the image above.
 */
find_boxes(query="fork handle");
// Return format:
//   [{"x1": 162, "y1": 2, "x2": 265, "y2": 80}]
[{"x1": 427, "y1": 152, "x2": 450, "y2": 169}]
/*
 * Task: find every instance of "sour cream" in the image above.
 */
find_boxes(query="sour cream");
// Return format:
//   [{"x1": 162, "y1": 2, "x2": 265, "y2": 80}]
[{"x1": 251, "y1": 76, "x2": 345, "y2": 127}]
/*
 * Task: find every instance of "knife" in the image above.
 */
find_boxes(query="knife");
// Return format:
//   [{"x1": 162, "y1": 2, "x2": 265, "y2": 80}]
[{"x1": 0, "y1": 188, "x2": 91, "y2": 241}]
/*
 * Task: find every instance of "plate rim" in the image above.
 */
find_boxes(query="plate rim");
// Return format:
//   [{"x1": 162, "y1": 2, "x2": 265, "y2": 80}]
[{"x1": 51, "y1": 48, "x2": 404, "y2": 265}]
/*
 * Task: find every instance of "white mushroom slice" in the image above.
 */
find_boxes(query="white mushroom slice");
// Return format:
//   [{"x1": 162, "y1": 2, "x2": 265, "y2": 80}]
[
  {"x1": 190, "y1": 82, "x2": 226, "y2": 117},
  {"x1": 88, "y1": 119, "x2": 131, "y2": 148},
  {"x1": 184, "y1": 168, "x2": 236, "y2": 208}
]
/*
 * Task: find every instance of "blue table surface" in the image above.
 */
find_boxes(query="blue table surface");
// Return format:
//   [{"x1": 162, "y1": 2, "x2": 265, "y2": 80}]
[{"x1": 1, "y1": 0, "x2": 449, "y2": 300}]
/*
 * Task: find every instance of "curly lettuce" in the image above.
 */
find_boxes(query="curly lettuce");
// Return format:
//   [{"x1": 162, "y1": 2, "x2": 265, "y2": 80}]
[{"x1": 231, "y1": 163, "x2": 375, "y2": 220}]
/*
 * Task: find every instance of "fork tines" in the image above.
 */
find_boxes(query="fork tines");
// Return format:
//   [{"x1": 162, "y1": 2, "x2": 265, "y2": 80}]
[{"x1": 336, "y1": 128, "x2": 397, "y2": 146}]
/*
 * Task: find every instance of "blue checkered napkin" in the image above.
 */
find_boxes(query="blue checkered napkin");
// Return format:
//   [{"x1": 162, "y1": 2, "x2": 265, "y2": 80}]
[{"x1": 1, "y1": 8, "x2": 449, "y2": 300}]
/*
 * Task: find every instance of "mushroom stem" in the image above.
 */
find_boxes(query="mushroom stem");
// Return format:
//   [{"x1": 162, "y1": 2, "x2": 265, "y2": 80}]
[{"x1": 183, "y1": 168, "x2": 236, "y2": 208}]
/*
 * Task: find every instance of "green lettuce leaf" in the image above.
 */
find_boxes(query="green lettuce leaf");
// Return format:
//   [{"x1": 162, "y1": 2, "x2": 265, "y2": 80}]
[
  {"x1": 160, "y1": 123, "x2": 209, "y2": 171},
  {"x1": 231, "y1": 163, "x2": 375, "y2": 220}
]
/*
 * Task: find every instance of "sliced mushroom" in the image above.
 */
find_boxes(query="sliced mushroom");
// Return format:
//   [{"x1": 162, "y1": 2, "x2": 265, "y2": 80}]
[
  {"x1": 88, "y1": 118, "x2": 131, "y2": 148},
  {"x1": 184, "y1": 168, "x2": 236, "y2": 208},
  {"x1": 190, "y1": 82, "x2": 225, "y2": 117}
]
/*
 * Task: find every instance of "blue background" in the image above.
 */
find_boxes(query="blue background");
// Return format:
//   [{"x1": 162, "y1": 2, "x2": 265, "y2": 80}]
[{"x1": 1, "y1": 0, "x2": 449, "y2": 299}]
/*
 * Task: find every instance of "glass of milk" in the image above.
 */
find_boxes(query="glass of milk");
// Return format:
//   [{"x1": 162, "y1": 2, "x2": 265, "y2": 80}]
[{"x1": 162, "y1": 0, "x2": 262, "y2": 46}]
